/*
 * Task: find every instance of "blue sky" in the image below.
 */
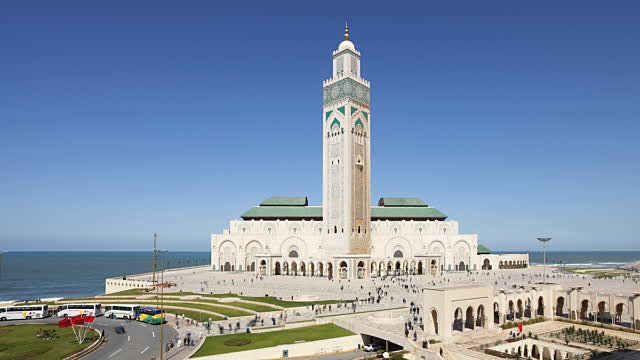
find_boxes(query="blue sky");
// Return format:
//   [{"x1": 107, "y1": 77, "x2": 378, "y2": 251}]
[{"x1": 1, "y1": 1, "x2": 639, "y2": 251}]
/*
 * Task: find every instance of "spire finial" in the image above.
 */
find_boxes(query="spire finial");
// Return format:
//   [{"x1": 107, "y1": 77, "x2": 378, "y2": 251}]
[{"x1": 344, "y1": 21, "x2": 349, "y2": 40}]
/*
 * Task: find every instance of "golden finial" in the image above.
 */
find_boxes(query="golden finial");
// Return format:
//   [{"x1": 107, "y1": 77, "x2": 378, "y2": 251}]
[{"x1": 344, "y1": 21, "x2": 349, "y2": 40}]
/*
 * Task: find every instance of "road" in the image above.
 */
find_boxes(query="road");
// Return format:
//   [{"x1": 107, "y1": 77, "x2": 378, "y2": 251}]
[{"x1": 0, "y1": 316, "x2": 178, "y2": 360}]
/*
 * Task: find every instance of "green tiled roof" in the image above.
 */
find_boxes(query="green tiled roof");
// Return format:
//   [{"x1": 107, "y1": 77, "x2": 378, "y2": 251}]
[
  {"x1": 477, "y1": 244, "x2": 492, "y2": 254},
  {"x1": 240, "y1": 206, "x2": 447, "y2": 220},
  {"x1": 377, "y1": 197, "x2": 428, "y2": 207},
  {"x1": 241, "y1": 206, "x2": 321, "y2": 220},
  {"x1": 371, "y1": 207, "x2": 446, "y2": 220},
  {"x1": 259, "y1": 197, "x2": 308, "y2": 207}
]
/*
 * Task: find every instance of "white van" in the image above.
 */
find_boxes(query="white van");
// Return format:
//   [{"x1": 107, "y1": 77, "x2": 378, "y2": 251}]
[{"x1": 104, "y1": 304, "x2": 140, "y2": 319}]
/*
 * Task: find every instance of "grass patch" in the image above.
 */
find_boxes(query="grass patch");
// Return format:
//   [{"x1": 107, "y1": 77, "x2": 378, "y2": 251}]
[
  {"x1": 105, "y1": 289, "x2": 147, "y2": 296},
  {"x1": 166, "y1": 309, "x2": 223, "y2": 322},
  {"x1": 257, "y1": 325, "x2": 285, "y2": 330},
  {"x1": 501, "y1": 317, "x2": 545, "y2": 329},
  {"x1": 288, "y1": 319, "x2": 315, "y2": 324},
  {"x1": 317, "y1": 307, "x2": 405, "y2": 318},
  {"x1": 192, "y1": 324, "x2": 354, "y2": 357},
  {"x1": 0, "y1": 323, "x2": 98, "y2": 360}
]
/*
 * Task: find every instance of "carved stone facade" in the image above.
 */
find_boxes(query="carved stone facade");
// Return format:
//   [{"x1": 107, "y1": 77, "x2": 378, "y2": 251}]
[{"x1": 209, "y1": 28, "x2": 528, "y2": 279}]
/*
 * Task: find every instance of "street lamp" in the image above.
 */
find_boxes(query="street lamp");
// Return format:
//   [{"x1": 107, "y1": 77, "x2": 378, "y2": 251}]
[
  {"x1": 155, "y1": 249, "x2": 169, "y2": 360},
  {"x1": 537, "y1": 237, "x2": 552, "y2": 282}
]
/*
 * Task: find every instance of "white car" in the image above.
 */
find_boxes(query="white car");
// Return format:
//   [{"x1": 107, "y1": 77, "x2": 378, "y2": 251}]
[{"x1": 364, "y1": 344, "x2": 382, "y2": 352}]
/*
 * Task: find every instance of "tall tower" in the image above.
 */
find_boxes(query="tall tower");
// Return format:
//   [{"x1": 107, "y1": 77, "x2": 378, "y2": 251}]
[{"x1": 322, "y1": 25, "x2": 371, "y2": 255}]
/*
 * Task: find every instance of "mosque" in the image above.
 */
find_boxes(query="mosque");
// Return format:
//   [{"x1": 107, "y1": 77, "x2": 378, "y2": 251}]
[{"x1": 210, "y1": 26, "x2": 528, "y2": 279}]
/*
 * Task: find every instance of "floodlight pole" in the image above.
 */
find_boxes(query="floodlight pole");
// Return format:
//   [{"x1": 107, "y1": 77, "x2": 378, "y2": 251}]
[
  {"x1": 153, "y1": 233, "x2": 157, "y2": 284},
  {"x1": 157, "y1": 249, "x2": 168, "y2": 360},
  {"x1": 537, "y1": 238, "x2": 552, "y2": 282}
]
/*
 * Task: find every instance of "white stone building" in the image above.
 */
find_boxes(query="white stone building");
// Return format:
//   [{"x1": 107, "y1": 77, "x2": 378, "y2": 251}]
[{"x1": 210, "y1": 26, "x2": 528, "y2": 279}]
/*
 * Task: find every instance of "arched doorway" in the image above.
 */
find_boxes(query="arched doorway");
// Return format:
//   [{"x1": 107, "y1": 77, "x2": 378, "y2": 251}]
[
  {"x1": 537, "y1": 296, "x2": 544, "y2": 316},
  {"x1": 482, "y1": 259, "x2": 491, "y2": 270},
  {"x1": 542, "y1": 347, "x2": 552, "y2": 360},
  {"x1": 300, "y1": 262, "x2": 306, "y2": 276},
  {"x1": 476, "y1": 305, "x2": 485, "y2": 328},
  {"x1": 394, "y1": 250, "x2": 403, "y2": 258},
  {"x1": 453, "y1": 308, "x2": 463, "y2": 332},
  {"x1": 431, "y1": 309, "x2": 439, "y2": 335},
  {"x1": 223, "y1": 262, "x2": 231, "y2": 271},
  {"x1": 508, "y1": 300, "x2": 515, "y2": 320},
  {"x1": 597, "y1": 301, "x2": 609, "y2": 323},
  {"x1": 283, "y1": 262, "x2": 289, "y2": 275},
  {"x1": 465, "y1": 306, "x2": 474, "y2": 330},
  {"x1": 310, "y1": 262, "x2": 315, "y2": 276},
  {"x1": 417, "y1": 261, "x2": 423, "y2": 275},
  {"x1": 517, "y1": 299, "x2": 524, "y2": 319},
  {"x1": 430, "y1": 260, "x2": 437, "y2": 275},
  {"x1": 319, "y1": 263, "x2": 324, "y2": 277},
  {"x1": 395, "y1": 261, "x2": 401, "y2": 275},
  {"x1": 493, "y1": 302, "x2": 500, "y2": 324},
  {"x1": 357, "y1": 261, "x2": 365, "y2": 279},
  {"x1": 260, "y1": 260, "x2": 267, "y2": 275},
  {"x1": 249, "y1": 262, "x2": 255, "y2": 272},
  {"x1": 556, "y1": 297, "x2": 565, "y2": 317},
  {"x1": 580, "y1": 299, "x2": 590, "y2": 320},
  {"x1": 615, "y1": 303, "x2": 625, "y2": 325},
  {"x1": 274, "y1": 262, "x2": 281, "y2": 275},
  {"x1": 339, "y1": 261, "x2": 348, "y2": 279},
  {"x1": 458, "y1": 261, "x2": 466, "y2": 271},
  {"x1": 327, "y1": 263, "x2": 333, "y2": 278}
]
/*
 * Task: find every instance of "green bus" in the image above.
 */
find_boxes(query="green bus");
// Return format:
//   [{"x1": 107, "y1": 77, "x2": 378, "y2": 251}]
[{"x1": 135, "y1": 307, "x2": 165, "y2": 325}]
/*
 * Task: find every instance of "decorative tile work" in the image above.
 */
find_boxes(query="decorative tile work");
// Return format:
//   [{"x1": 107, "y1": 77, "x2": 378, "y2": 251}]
[
  {"x1": 350, "y1": 106, "x2": 359, "y2": 116},
  {"x1": 337, "y1": 106, "x2": 346, "y2": 115},
  {"x1": 362, "y1": 111, "x2": 369, "y2": 122},
  {"x1": 325, "y1": 110, "x2": 333, "y2": 122},
  {"x1": 323, "y1": 78, "x2": 370, "y2": 106}
]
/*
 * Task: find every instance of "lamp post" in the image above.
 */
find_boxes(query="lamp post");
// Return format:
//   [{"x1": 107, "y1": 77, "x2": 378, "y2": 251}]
[
  {"x1": 537, "y1": 237, "x2": 552, "y2": 282},
  {"x1": 156, "y1": 249, "x2": 168, "y2": 360}
]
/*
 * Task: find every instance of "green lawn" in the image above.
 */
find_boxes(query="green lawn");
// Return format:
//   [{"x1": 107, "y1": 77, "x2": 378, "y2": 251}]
[
  {"x1": 96, "y1": 300, "x2": 252, "y2": 317},
  {"x1": 192, "y1": 324, "x2": 354, "y2": 357},
  {"x1": 166, "y1": 310, "x2": 223, "y2": 322},
  {"x1": 0, "y1": 324, "x2": 98, "y2": 360},
  {"x1": 105, "y1": 289, "x2": 147, "y2": 296}
]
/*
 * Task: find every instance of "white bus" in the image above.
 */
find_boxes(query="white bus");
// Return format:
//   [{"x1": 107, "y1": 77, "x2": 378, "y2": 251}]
[
  {"x1": 104, "y1": 304, "x2": 140, "y2": 320},
  {"x1": 57, "y1": 303, "x2": 102, "y2": 317},
  {"x1": 0, "y1": 305, "x2": 49, "y2": 321}
]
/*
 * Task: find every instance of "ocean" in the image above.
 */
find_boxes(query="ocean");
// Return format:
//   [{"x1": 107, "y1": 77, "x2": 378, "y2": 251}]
[
  {"x1": 0, "y1": 251, "x2": 638, "y2": 302},
  {"x1": 0, "y1": 251, "x2": 210, "y2": 302}
]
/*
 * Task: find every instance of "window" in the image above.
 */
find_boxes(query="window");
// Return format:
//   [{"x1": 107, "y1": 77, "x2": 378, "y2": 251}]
[
  {"x1": 334, "y1": 226, "x2": 337, "y2": 234},
  {"x1": 289, "y1": 250, "x2": 298, "y2": 258},
  {"x1": 357, "y1": 226, "x2": 361, "y2": 234}
]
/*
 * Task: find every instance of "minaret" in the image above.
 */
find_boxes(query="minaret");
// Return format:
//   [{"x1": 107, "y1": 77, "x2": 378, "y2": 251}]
[{"x1": 322, "y1": 24, "x2": 371, "y2": 255}]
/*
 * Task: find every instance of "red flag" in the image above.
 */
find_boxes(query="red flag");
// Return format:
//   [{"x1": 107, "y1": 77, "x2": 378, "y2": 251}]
[
  {"x1": 83, "y1": 315, "x2": 96, "y2": 323},
  {"x1": 518, "y1": 322, "x2": 523, "y2": 333},
  {"x1": 58, "y1": 317, "x2": 72, "y2": 328},
  {"x1": 71, "y1": 315, "x2": 85, "y2": 325}
]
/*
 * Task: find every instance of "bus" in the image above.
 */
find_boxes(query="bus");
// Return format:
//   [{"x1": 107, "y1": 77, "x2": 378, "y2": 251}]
[
  {"x1": 56, "y1": 303, "x2": 102, "y2": 318},
  {"x1": 105, "y1": 304, "x2": 140, "y2": 320},
  {"x1": 0, "y1": 305, "x2": 49, "y2": 321},
  {"x1": 135, "y1": 307, "x2": 165, "y2": 325}
]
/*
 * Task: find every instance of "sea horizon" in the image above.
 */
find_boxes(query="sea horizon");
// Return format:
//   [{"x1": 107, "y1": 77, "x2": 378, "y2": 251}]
[{"x1": 1, "y1": 250, "x2": 638, "y2": 302}]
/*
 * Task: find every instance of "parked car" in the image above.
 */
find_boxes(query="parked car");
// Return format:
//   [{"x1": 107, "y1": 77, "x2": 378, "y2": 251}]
[{"x1": 364, "y1": 343, "x2": 382, "y2": 352}]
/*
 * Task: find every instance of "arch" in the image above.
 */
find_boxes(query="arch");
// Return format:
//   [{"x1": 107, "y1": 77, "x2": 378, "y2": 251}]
[
  {"x1": 339, "y1": 261, "x2": 348, "y2": 279},
  {"x1": 300, "y1": 261, "x2": 306, "y2": 276},
  {"x1": 615, "y1": 302, "x2": 629, "y2": 325},
  {"x1": 597, "y1": 301, "x2": 609, "y2": 323},
  {"x1": 580, "y1": 299, "x2": 590, "y2": 320},
  {"x1": 223, "y1": 262, "x2": 231, "y2": 271},
  {"x1": 283, "y1": 262, "x2": 289, "y2": 275},
  {"x1": 427, "y1": 240, "x2": 445, "y2": 255},
  {"x1": 288, "y1": 250, "x2": 299, "y2": 258},
  {"x1": 280, "y1": 236, "x2": 307, "y2": 259},
  {"x1": 554, "y1": 350, "x2": 562, "y2": 360},
  {"x1": 517, "y1": 299, "x2": 524, "y2": 319},
  {"x1": 453, "y1": 307, "x2": 463, "y2": 332},
  {"x1": 244, "y1": 240, "x2": 263, "y2": 272},
  {"x1": 537, "y1": 296, "x2": 544, "y2": 316},
  {"x1": 319, "y1": 262, "x2": 324, "y2": 277},
  {"x1": 482, "y1": 258, "x2": 491, "y2": 270},
  {"x1": 431, "y1": 309, "x2": 439, "y2": 335},
  {"x1": 370, "y1": 261, "x2": 377, "y2": 275},
  {"x1": 493, "y1": 302, "x2": 500, "y2": 324},
  {"x1": 476, "y1": 305, "x2": 485, "y2": 328},
  {"x1": 357, "y1": 261, "x2": 365, "y2": 279},
  {"x1": 274, "y1": 261, "x2": 281, "y2": 275},
  {"x1": 393, "y1": 250, "x2": 403, "y2": 258},
  {"x1": 542, "y1": 347, "x2": 551, "y2": 360},
  {"x1": 291, "y1": 261, "x2": 298, "y2": 275},
  {"x1": 465, "y1": 306, "x2": 474, "y2": 330},
  {"x1": 430, "y1": 259, "x2": 438, "y2": 275},
  {"x1": 499, "y1": 261, "x2": 503, "y2": 269},
  {"x1": 556, "y1": 296, "x2": 565, "y2": 317},
  {"x1": 330, "y1": 118, "x2": 341, "y2": 129},
  {"x1": 531, "y1": 345, "x2": 540, "y2": 359},
  {"x1": 310, "y1": 262, "x2": 315, "y2": 276},
  {"x1": 508, "y1": 300, "x2": 515, "y2": 320},
  {"x1": 354, "y1": 118, "x2": 364, "y2": 129},
  {"x1": 327, "y1": 262, "x2": 333, "y2": 278},
  {"x1": 384, "y1": 237, "x2": 413, "y2": 258},
  {"x1": 458, "y1": 261, "x2": 466, "y2": 272}
]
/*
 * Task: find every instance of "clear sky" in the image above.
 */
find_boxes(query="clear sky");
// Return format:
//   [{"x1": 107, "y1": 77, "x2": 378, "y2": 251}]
[{"x1": 1, "y1": 1, "x2": 639, "y2": 252}]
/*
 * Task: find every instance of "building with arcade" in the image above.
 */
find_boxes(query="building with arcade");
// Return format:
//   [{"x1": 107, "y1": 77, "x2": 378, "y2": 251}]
[{"x1": 210, "y1": 26, "x2": 528, "y2": 279}]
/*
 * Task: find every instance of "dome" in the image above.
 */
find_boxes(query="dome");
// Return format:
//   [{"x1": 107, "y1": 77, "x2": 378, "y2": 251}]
[{"x1": 338, "y1": 40, "x2": 355, "y2": 51}]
